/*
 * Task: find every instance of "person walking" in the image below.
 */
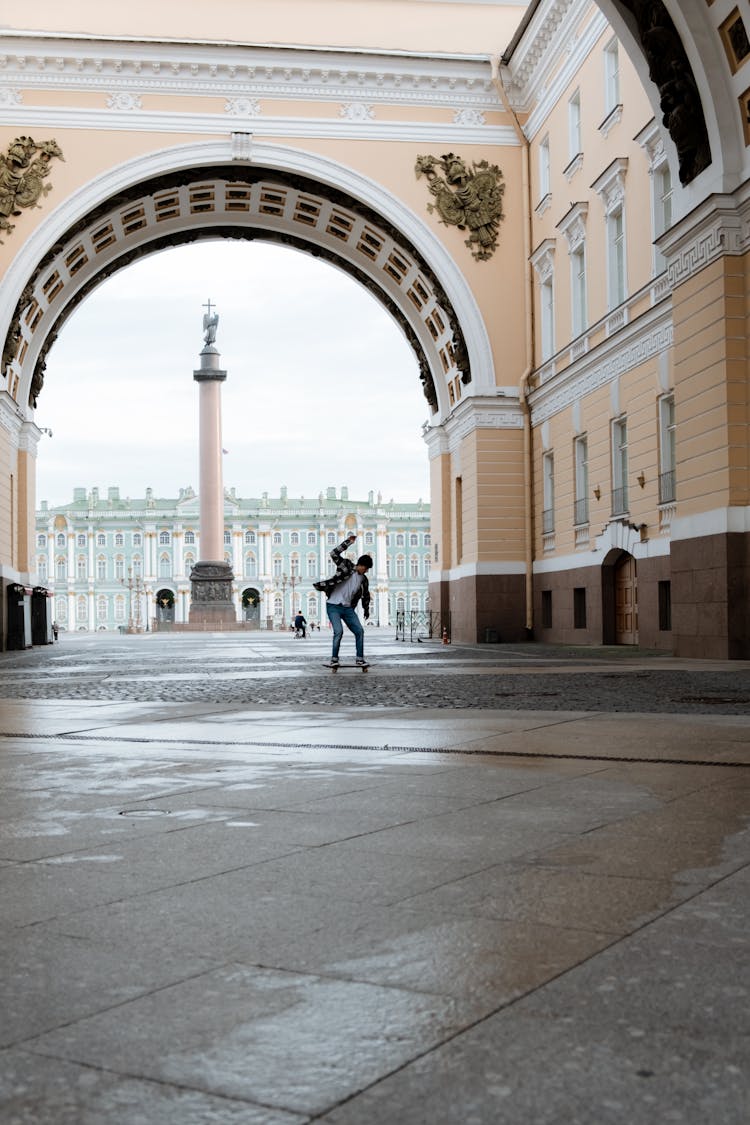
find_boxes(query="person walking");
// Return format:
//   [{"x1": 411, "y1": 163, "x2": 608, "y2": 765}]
[{"x1": 314, "y1": 533, "x2": 372, "y2": 666}]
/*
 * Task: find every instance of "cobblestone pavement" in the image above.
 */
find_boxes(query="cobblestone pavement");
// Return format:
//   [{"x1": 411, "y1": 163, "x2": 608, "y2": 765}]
[{"x1": 1, "y1": 629, "x2": 750, "y2": 713}]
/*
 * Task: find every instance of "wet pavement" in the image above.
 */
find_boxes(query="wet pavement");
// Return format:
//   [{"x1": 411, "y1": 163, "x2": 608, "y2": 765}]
[{"x1": 1, "y1": 631, "x2": 748, "y2": 1123}]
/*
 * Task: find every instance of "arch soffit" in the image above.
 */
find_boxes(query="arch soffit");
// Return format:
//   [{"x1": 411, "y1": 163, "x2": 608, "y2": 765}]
[{"x1": 1, "y1": 140, "x2": 495, "y2": 420}]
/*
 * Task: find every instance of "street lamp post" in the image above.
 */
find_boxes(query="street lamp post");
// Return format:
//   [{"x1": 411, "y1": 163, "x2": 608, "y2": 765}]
[
  {"x1": 280, "y1": 572, "x2": 288, "y2": 629},
  {"x1": 288, "y1": 572, "x2": 299, "y2": 617}
]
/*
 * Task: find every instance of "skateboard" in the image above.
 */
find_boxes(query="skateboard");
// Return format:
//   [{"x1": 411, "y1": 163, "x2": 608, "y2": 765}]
[{"x1": 323, "y1": 662, "x2": 370, "y2": 674}]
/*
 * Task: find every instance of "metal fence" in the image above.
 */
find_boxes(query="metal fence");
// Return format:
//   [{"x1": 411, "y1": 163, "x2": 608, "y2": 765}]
[{"x1": 395, "y1": 609, "x2": 448, "y2": 642}]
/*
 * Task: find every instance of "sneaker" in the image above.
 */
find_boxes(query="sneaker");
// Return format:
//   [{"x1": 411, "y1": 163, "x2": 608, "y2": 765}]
[
  {"x1": 356, "y1": 658, "x2": 369, "y2": 667},
  {"x1": 329, "y1": 658, "x2": 339, "y2": 667}
]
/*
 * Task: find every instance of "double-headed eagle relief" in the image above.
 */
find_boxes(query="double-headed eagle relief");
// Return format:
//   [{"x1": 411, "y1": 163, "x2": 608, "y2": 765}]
[
  {"x1": 0, "y1": 136, "x2": 64, "y2": 243},
  {"x1": 415, "y1": 153, "x2": 505, "y2": 262}
]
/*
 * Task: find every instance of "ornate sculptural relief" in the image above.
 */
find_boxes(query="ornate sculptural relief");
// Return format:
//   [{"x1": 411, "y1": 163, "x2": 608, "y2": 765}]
[{"x1": 415, "y1": 152, "x2": 505, "y2": 261}]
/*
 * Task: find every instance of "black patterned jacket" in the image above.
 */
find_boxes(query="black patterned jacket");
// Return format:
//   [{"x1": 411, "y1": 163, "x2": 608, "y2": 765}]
[{"x1": 313, "y1": 537, "x2": 371, "y2": 618}]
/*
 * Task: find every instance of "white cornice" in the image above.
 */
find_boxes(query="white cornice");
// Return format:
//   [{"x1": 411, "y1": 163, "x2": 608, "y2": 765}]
[
  {"x1": 504, "y1": 0, "x2": 608, "y2": 132},
  {"x1": 0, "y1": 104, "x2": 518, "y2": 145},
  {"x1": 659, "y1": 184, "x2": 750, "y2": 287},
  {"x1": 0, "y1": 34, "x2": 503, "y2": 110},
  {"x1": 0, "y1": 391, "x2": 24, "y2": 442}
]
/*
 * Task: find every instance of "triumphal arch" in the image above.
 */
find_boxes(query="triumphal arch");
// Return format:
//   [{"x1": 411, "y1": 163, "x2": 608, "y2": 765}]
[{"x1": 1, "y1": 1, "x2": 748, "y2": 656}]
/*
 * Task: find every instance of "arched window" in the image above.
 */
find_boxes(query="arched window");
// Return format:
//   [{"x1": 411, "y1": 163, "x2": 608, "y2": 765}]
[
  {"x1": 76, "y1": 595, "x2": 87, "y2": 622},
  {"x1": 97, "y1": 557, "x2": 106, "y2": 580},
  {"x1": 274, "y1": 594, "x2": 282, "y2": 616},
  {"x1": 96, "y1": 533, "x2": 106, "y2": 547},
  {"x1": 56, "y1": 557, "x2": 67, "y2": 580},
  {"x1": 245, "y1": 554, "x2": 257, "y2": 577},
  {"x1": 273, "y1": 557, "x2": 282, "y2": 578},
  {"x1": 37, "y1": 534, "x2": 46, "y2": 548},
  {"x1": 77, "y1": 533, "x2": 86, "y2": 547},
  {"x1": 397, "y1": 594, "x2": 405, "y2": 613},
  {"x1": 307, "y1": 554, "x2": 317, "y2": 577},
  {"x1": 396, "y1": 556, "x2": 405, "y2": 579},
  {"x1": 307, "y1": 592, "x2": 317, "y2": 618},
  {"x1": 114, "y1": 533, "x2": 124, "y2": 547},
  {"x1": 132, "y1": 556, "x2": 142, "y2": 576},
  {"x1": 56, "y1": 532, "x2": 66, "y2": 548},
  {"x1": 290, "y1": 531, "x2": 299, "y2": 546},
  {"x1": 159, "y1": 531, "x2": 170, "y2": 546},
  {"x1": 56, "y1": 596, "x2": 67, "y2": 622},
  {"x1": 184, "y1": 530, "x2": 195, "y2": 545},
  {"x1": 224, "y1": 530, "x2": 231, "y2": 545},
  {"x1": 327, "y1": 532, "x2": 335, "y2": 546},
  {"x1": 410, "y1": 555, "x2": 419, "y2": 579},
  {"x1": 411, "y1": 592, "x2": 420, "y2": 611},
  {"x1": 77, "y1": 556, "x2": 87, "y2": 580},
  {"x1": 114, "y1": 595, "x2": 125, "y2": 621},
  {"x1": 184, "y1": 553, "x2": 195, "y2": 572},
  {"x1": 38, "y1": 557, "x2": 47, "y2": 580},
  {"x1": 159, "y1": 555, "x2": 171, "y2": 578},
  {"x1": 273, "y1": 531, "x2": 282, "y2": 545},
  {"x1": 307, "y1": 531, "x2": 316, "y2": 545},
  {"x1": 97, "y1": 595, "x2": 108, "y2": 621},
  {"x1": 290, "y1": 555, "x2": 299, "y2": 577},
  {"x1": 365, "y1": 531, "x2": 374, "y2": 546},
  {"x1": 424, "y1": 533, "x2": 431, "y2": 547},
  {"x1": 410, "y1": 533, "x2": 419, "y2": 547},
  {"x1": 245, "y1": 530, "x2": 256, "y2": 544},
  {"x1": 115, "y1": 556, "x2": 124, "y2": 580},
  {"x1": 396, "y1": 533, "x2": 405, "y2": 547},
  {"x1": 133, "y1": 532, "x2": 142, "y2": 547}
]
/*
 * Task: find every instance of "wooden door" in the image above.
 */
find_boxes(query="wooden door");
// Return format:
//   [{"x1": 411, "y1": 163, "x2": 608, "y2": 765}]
[{"x1": 615, "y1": 554, "x2": 638, "y2": 644}]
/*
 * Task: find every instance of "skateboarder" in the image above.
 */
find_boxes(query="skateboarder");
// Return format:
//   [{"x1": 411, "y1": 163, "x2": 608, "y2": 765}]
[{"x1": 313, "y1": 533, "x2": 372, "y2": 667}]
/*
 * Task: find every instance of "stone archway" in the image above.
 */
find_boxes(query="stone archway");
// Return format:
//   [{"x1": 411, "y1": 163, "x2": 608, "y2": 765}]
[{"x1": 1, "y1": 141, "x2": 494, "y2": 422}]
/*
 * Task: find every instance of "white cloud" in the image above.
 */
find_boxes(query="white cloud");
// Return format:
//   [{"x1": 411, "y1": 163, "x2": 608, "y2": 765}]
[{"x1": 37, "y1": 240, "x2": 431, "y2": 506}]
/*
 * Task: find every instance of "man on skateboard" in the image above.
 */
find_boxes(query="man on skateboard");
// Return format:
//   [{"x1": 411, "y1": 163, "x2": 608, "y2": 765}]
[{"x1": 314, "y1": 533, "x2": 372, "y2": 668}]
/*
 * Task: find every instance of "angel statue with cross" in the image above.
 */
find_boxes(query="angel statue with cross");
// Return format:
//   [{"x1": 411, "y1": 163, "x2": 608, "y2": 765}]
[{"x1": 202, "y1": 299, "x2": 219, "y2": 346}]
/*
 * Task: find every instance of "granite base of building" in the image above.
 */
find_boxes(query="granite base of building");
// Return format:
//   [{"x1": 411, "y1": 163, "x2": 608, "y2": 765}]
[
  {"x1": 671, "y1": 531, "x2": 750, "y2": 660},
  {"x1": 188, "y1": 561, "x2": 237, "y2": 627},
  {"x1": 432, "y1": 573, "x2": 528, "y2": 644}
]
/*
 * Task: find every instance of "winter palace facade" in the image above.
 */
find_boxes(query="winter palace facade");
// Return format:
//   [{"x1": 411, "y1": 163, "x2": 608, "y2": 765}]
[{"x1": 35, "y1": 485, "x2": 431, "y2": 631}]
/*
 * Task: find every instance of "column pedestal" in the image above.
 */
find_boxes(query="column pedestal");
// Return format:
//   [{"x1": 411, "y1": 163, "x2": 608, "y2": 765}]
[{"x1": 189, "y1": 560, "x2": 235, "y2": 625}]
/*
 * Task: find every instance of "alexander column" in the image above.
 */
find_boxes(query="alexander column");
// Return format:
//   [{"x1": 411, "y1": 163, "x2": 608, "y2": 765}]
[{"x1": 188, "y1": 301, "x2": 235, "y2": 624}]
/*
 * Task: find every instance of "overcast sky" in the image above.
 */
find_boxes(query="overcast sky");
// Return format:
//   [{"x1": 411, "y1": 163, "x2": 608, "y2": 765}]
[{"x1": 36, "y1": 239, "x2": 432, "y2": 508}]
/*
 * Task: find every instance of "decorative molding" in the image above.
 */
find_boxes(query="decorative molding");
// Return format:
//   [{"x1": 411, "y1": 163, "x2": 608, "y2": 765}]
[
  {"x1": 530, "y1": 237, "x2": 555, "y2": 280},
  {"x1": 444, "y1": 397, "x2": 524, "y2": 454},
  {"x1": 339, "y1": 101, "x2": 374, "y2": 121},
  {"x1": 225, "y1": 96, "x2": 261, "y2": 116},
  {"x1": 0, "y1": 104, "x2": 517, "y2": 146},
  {"x1": 556, "y1": 200, "x2": 588, "y2": 251},
  {"x1": 230, "y1": 131, "x2": 252, "y2": 161},
  {"x1": 18, "y1": 420, "x2": 41, "y2": 455},
  {"x1": 0, "y1": 87, "x2": 22, "y2": 106},
  {"x1": 534, "y1": 191, "x2": 551, "y2": 217},
  {"x1": 592, "y1": 156, "x2": 628, "y2": 213},
  {"x1": 529, "y1": 308, "x2": 673, "y2": 425},
  {"x1": 453, "y1": 108, "x2": 485, "y2": 126},
  {"x1": 661, "y1": 188, "x2": 750, "y2": 286},
  {"x1": 563, "y1": 152, "x2": 583, "y2": 182},
  {"x1": 0, "y1": 35, "x2": 502, "y2": 110},
  {"x1": 598, "y1": 103, "x2": 622, "y2": 138},
  {"x1": 0, "y1": 391, "x2": 23, "y2": 442},
  {"x1": 105, "y1": 91, "x2": 142, "y2": 111}
]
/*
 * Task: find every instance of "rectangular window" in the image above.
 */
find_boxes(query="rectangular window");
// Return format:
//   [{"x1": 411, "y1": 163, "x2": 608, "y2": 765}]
[
  {"x1": 541, "y1": 277, "x2": 555, "y2": 360},
  {"x1": 658, "y1": 394, "x2": 676, "y2": 503},
  {"x1": 455, "y1": 476, "x2": 463, "y2": 564},
  {"x1": 568, "y1": 90, "x2": 582, "y2": 159},
  {"x1": 608, "y1": 207, "x2": 627, "y2": 308},
  {"x1": 658, "y1": 580, "x2": 672, "y2": 631},
  {"x1": 571, "y1": 245, "x2": 587, "y2": 336},
  {"x1": 604, "y1": 40, "x2": 620, "y2": 113},
  {"x1": 539, "y1": 136, "x2": 551, "y2": 199},
  {"x1": 541, "y1": 589, "x2": 553, "y2": 629},
  {"x1": 542, "y1": 452, "x2": 555, "y2": 534},
  {"x1": 97, "y1": 559, "x2": 106, "y2": 580},
  {"x1": 574, "y1": 587, "x2": 587, "y2": 629},
  {"x1": 611, "y1": 417, "x2": 629, "y2": 515},
  {"x1": 653, "y1": 164, "x2": 673, "y2": 274},
  {"x1": 574, "y1": 436, "x2": 589, "y2": 525}
]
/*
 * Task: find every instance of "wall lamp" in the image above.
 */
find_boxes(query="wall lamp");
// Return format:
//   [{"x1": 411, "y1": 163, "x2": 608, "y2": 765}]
[
  {"x1": 637, "y1": 470, "x2": 646, "y2": 488},
  {"x1": 593, "y1": 485, "x2": 601, "y2": 500}
]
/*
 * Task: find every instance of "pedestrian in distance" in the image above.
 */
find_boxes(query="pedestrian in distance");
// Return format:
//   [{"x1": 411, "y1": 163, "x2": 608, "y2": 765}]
[
  {"x1": 313, "y1": 533, "x2": 372, "y2": 667},
  {"x1": 293, "y1": 610, "x2": 307, "y2": 638}
]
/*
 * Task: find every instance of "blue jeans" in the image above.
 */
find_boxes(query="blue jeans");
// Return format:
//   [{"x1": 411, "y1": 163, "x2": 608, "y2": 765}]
[{"x1": 326, "y1": 603, "x2": 364, "y2": 660}]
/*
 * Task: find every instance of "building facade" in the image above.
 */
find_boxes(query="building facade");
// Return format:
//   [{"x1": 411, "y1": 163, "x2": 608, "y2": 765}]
[
  {"x1": 36, "y1": 485, "x2": 431, "y2": 631},
  {"x1": 2, "y1": 0, "x2": 749, "y2": 656}
]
